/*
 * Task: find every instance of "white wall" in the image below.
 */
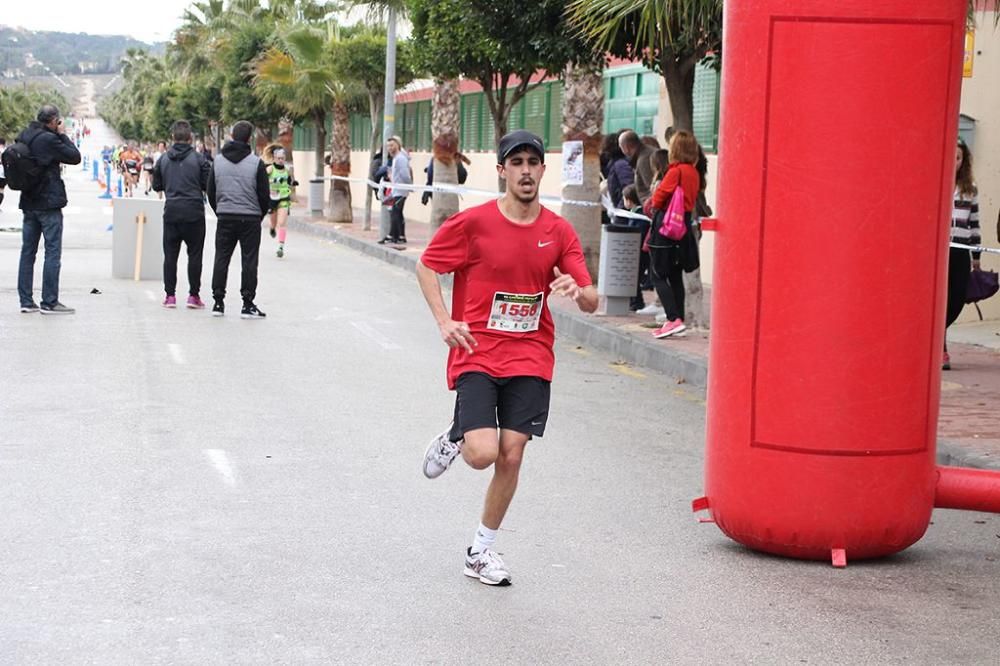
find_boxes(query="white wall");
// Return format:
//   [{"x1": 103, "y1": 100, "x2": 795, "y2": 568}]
[{"x1": 958, "y1": 18, "x2": 1000, "y2": 322}]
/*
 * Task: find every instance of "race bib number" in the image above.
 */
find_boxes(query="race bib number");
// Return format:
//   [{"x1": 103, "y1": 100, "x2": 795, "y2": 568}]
[
  {"x1": 488, "y1": 291, "x2": 544, "y2": 332},
  {"x1": 270, "y1": 190, "x2": 281, "y2": 201}
]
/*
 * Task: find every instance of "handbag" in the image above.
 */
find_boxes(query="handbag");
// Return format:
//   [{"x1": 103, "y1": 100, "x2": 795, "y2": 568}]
[
  {"x1": 965, "y1": 268, "x2": 999, "y2": 320},
  {"x1": 657, "y1": 183, "x2": 687, "y2": 241}
]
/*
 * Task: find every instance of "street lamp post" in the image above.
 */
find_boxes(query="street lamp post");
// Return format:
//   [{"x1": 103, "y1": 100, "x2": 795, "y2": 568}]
[{"x1": 378, "y1": 5, "x2": 398, "y2": 241}]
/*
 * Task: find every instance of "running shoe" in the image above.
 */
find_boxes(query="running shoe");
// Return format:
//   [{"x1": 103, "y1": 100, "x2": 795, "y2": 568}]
[
  {"x1": 398, "y1": 236, "x2": 407, "y2": 244},
  {"x1": 269, "y1": 227, "x2": 277, "y2": 239},
  {"x1": 241, "y1": 303, "x2": 267, "y2": 319},
  {"x1": 186, "y1": 295, "x2": 205, "y2": 309},
  {"x1": 464, "y1": 548, "x2": 512, "y2": 586},
  {"x1": 653, "y1": 319, "x2": 686, "y2": 339},
  {"x1": 20, "y1": 302, "x2": 39, "y2": 314},
  {"x1": 277, "y1": 245, "x2": 284, "y2": 258},
  {"x1": 636, "y1": 303, "x2": 665, "y2": 316},
  {"x1": 163, "y1": 295, "x2": 177, "y2": 309},
  {"x1": 423, "y1": 426, "x2": 463, "y2": 479},
  {"x1": 212, "y1": 301, "x2": 225, "y2": 317},
  {"x1": 39, "y1": 302, "x2": 75, "y2": 315}
]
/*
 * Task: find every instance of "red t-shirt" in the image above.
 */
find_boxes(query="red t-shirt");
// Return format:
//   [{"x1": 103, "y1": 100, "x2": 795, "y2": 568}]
[{"x1": 421, "y1": 200, "x2": 593, "y2": 389}]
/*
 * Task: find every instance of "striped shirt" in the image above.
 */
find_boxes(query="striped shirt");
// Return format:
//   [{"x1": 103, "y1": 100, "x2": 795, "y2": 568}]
[{"x1": 951, "y1": 188, "x2": 980, "y2": 260}]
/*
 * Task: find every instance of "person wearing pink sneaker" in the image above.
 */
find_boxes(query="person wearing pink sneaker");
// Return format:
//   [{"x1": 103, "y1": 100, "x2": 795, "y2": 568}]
[
  {"x1": 645, "y1": 131, "x2": 702, "y2": 339},
  {"x1": 152, "y1": 120, "x2": 211, "y2": 309}
]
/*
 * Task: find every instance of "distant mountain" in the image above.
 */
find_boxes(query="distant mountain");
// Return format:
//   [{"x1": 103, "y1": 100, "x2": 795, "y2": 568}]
[{"x1": 0, "y1": 25, "x2": 166, "y2": 77}]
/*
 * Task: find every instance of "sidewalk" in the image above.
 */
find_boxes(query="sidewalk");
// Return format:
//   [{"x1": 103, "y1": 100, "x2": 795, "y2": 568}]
[{"x1": 289, "y1": 208, "x2": 1000, "y2": 471}]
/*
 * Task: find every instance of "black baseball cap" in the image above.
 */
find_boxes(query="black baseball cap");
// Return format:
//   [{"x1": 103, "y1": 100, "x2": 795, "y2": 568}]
[{"x1": 497, "y1": 130, "x2": 545, "y2": 164}]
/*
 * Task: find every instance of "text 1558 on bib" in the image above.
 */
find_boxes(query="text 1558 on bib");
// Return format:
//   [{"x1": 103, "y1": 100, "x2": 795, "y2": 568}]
[{"x1": 488, "y1": 291, "x2": 544, "y2": 332}]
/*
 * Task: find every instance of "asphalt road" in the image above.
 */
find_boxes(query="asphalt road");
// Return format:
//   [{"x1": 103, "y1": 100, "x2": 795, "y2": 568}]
[{"x1": 1, "y1": 121, "x2": 999, "y2": 664}]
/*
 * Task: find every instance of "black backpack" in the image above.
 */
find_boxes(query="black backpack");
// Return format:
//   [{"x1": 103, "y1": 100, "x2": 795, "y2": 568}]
[{"x1": 1, "y1": 133, "x2": 44, "y2": 191}]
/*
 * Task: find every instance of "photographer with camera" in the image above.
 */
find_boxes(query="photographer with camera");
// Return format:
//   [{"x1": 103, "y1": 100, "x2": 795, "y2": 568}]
[{"x1": 14, "y1": 105, "x2": 81, "y2": 314}]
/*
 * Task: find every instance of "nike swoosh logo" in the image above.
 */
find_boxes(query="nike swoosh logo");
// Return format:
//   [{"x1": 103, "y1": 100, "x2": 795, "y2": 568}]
[{"x1": 537, "y1": 240, "x2": 554, "y2": 248}]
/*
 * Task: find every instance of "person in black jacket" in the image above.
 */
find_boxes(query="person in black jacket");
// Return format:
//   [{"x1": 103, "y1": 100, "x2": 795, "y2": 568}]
[
  {"x1": 153, "y1": 120, "x2": 211, "y2": 310},
  {"x1": 0, "y1": 138, "x2": 7, "y2": 210},
  {"x1": 206, "y1": 120, "x2": 270, "y2": 319},
  {"x1": 17, "y1": 105, "x2": 81, "y2": 315}
]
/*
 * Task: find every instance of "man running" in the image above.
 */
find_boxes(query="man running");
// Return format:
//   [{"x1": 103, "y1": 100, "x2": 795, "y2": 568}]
[
  {"x1": 265, "y1": 146, "x2": 297, "y2": 258},
  {"x1": 417, "y1": 130, "x2": 598, "y2": 586},
  {"x1": 119, "y1": 143, "x2": 142, "y2": 197}
]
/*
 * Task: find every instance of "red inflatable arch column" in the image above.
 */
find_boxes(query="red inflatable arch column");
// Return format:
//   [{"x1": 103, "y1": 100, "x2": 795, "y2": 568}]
[{"x1": 694, "y1": 0, "x2": 1000, "y2": 566}]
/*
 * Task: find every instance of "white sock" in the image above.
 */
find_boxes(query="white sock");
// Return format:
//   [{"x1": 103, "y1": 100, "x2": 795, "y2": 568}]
[{"x1": 471, "y1": 523, "x2": 497, "y2": 554}]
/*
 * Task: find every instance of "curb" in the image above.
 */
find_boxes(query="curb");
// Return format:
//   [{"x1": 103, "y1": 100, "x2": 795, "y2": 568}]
[
  {"x1": 936, "y1": 438, "x2": 1000, "y2": 470},
  {"x1": 289, "y1": 215, "x2": 709, "y2": 389}
]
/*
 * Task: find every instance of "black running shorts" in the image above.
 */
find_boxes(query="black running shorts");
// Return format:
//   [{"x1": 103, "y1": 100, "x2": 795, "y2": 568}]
[{"x1": 450, "y1": 371, "x2": 551, "y2": 440}]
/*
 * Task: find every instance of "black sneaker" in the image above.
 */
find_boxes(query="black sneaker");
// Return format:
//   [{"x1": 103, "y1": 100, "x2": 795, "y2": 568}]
[
  {"x1": 241, "y1": 303, "x2": 266, "y2": 319},
  {"x1": 377, "y1": 236, "x2": 395, "y2": 245},
  {"x1": 19, "y1": 302, "x2": 39, "y2": 314},
  {"x1": 211, "y1": 301, "x2": 225, "y2": 317},
  {"x1": 269, "y1": 227, "x2": 277, "y2": 239},
  {"x1": 398, "y1": 236, "x2": 407, "y2": 244},
  {"x1": 39, "y1": 302, "x2": 75, "y2": 315}
]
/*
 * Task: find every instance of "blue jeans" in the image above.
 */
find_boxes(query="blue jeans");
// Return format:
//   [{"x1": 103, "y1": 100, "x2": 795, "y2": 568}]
[{"x1": 18, "y1": 209, "x2": 64, "y2": 307}]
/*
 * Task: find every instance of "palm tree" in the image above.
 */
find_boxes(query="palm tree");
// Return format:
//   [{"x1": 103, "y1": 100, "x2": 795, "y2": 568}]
[
  {"x1": 559, "y1": 62, "x2": 605, "y2": 281},
  {"x1": 429, "y1": 77, "x2": 461, "y2": 232},
  {"x1": 253, "y1": 23, "x2": 356, "y2": 222},
  {"x1": 169, "y1": 0, "x2": 228, "y2": 77},
  {"x1": 567, "y1": 0, "x2": 722, "y2": 133}
]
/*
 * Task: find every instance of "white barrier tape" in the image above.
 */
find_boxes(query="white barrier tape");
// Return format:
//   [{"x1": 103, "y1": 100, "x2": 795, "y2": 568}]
[
  {"x1": 316, "y1": 175, "x2": 652, "y2": 223},
  {"x1": 316, "y1": 174, "x2": 1000, "y2": 250},
  {"x1": 951, "y1": 242, "x2": 1000, "y2": 256}
]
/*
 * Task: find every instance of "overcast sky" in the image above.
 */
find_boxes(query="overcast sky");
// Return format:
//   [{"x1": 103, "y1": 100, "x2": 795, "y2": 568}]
[
  {"x1": 2, "y1": 0, "x2": 211, "y2": 44},
  {"x1": 1, "y1": 1, "x2": 379, "y2": 44}
]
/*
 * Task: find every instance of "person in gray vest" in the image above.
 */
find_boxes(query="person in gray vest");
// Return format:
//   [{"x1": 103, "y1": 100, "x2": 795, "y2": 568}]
[{"x1": 207, "y1": 120, "x2": 270, "y2": 319}]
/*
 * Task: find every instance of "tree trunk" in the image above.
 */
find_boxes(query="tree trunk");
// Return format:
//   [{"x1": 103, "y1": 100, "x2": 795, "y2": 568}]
[
  {"x1": 364, "y1": 93, "x2": 384, "y2": 231},
  {"x1": 683, "y1": 227, "x2": 709, "y2": 330},
  {"x1": 661, "y1": 52, "x2": 698, "y2": 133},
  {"x1": 560, "y1": 62, "x2": 605, "y2": 282},
  {"x1": 484, "y1": 79, "x2": 513, "y2": 192},
  {"x1": 277, "y1": 116, "x2": 294, "y2": 160},
  {"x1": 430, "y1": 78, "x2": 461, "y2": 232},
  {"x1": 313, "y1": 109, "x2": 327, "y2": 179},
  {"x1": 328, "y1": 100, "x2": 352, "y2": 224}
]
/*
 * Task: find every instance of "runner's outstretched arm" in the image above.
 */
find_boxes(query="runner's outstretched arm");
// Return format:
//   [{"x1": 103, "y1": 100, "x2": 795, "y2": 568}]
[
  {"x1": 550, "y1": 267, "x2": 598, "y2": 313},
  {"x1": 416, "y1": 259, "x2": 477, "y2": 354}
]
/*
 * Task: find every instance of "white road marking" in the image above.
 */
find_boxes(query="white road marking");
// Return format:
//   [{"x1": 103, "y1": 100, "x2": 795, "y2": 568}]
[
  {"x1": 167, "y1": 343, "x2": 186, "y2": 365},
  {"x1": 351, "y1": 320, "x2": 401, "y2": 350},
  {"x1": 204, "y1": 449, "x2": 237, "y2": 487},
  {"x1": 102, "y1": 208, "x2": 114, "y2": 216}
]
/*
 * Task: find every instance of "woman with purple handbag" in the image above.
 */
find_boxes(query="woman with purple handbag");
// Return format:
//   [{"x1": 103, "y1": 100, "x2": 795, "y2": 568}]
[{"x1": 943, "y1": 138, "x2": 981, "y2": 370}]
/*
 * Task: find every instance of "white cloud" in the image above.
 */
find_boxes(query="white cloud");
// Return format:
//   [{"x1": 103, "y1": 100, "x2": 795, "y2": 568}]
[{"x1": 1, "y1": 0, "x2": 192, "y2": 43}]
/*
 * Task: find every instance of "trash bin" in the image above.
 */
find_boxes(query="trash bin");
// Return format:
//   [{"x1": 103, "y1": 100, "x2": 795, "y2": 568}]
[
  {"x1": 308, "y1": 179, "x2": 325, "y2": 215},
  {"x1": 597, "y1": 223, "x2": 641, "y2": 315}
]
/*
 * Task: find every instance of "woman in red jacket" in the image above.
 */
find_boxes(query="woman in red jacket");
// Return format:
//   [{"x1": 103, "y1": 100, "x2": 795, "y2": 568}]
[{"x1": 645, "y1": 130, "x2": 701, "y2": 338}]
